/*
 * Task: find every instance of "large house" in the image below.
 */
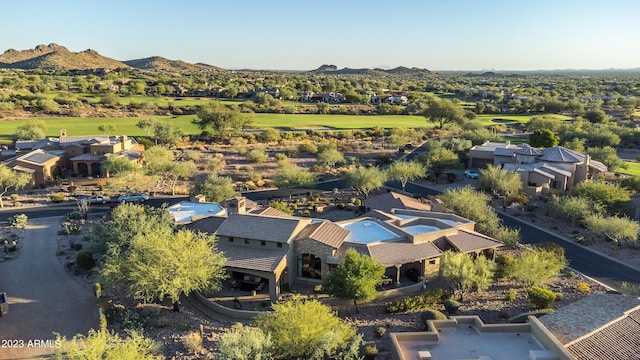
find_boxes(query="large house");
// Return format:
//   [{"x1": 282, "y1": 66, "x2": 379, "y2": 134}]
[
  {"x1": 1, "y1": 149, "x2": 62, "y2": 186},
  {"x1": 6, "y1": 131, "x2": 145, "y2": 180},
  {"x1": 390, "y1": 293, "x2": 640, "y2": 360},
  {"x1": 468, "y1": 142, "x2": 607, "y2": 196},
  {"x1": 178, "y1": 193, "x2": 503, "y2": 302}
]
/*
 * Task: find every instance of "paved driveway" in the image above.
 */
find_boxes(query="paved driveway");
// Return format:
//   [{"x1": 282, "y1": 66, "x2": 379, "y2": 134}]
[{"x1": 0, "y1": 217, "x2": 98, "y2": 360}]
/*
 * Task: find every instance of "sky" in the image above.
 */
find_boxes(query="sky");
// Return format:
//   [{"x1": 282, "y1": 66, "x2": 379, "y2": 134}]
[{"x1": 2, "y1": 0, "x2": 640, "y2": 71}]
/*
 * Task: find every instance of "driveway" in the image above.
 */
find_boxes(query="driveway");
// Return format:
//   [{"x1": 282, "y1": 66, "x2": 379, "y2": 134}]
[{"x1": 0, "y1": 217, "x2": 98, "y2": 360}]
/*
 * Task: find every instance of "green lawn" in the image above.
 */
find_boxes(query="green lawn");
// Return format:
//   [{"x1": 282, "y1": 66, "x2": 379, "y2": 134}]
[
  {"x1": 0, "y1": 112, "x2": 569, "y2": 142},
  {"x1": 473, "y1": 113, "x2": 571, "y2": 126},
  {"x1": 620, "y1": 161, "x2": 640, "y2": 177}
]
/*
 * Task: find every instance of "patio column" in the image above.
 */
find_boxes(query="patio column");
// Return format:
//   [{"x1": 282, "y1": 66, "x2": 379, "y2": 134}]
[
  {"x1": 268, "y1": 273, "x2": 278, "y2": 303},
  {"x1": 395, "y1": 265, "x2": 401, "y2": 285}
]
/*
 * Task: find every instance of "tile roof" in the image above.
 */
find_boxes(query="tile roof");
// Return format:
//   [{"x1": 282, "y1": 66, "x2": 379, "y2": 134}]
[
  {"x1": 364, "y1": 192, "x2": 431, "y2": 213},
  {"x1": 59, "y1": 135, "x2": 110, "y2": 144},
  {"x1": 567, "y1": 309, "x2": 640, "y2": 360},
  {"x1": 298, "y1": 221, "x2": 349, "y2": 248},
  {"x1": 444, "y1": 230, "x2": 503, "y2": 253},
  {"x1": 11, "y1": 165, "x2": 35, "y2": 174},
  {"x1": 539, "y1": 293, "x2": 640, "y2": 344},
  {"x1": 70, "y1": 153, "x2": 103, "y2": 161},
  {"x1": 332, "y1": 240, "x2": 442, "y2": 267},
  {"x1": 588, "y1": 159, "x2": 607, "y2": 172},
  {"x1": 216, "y1": 213, "x2": 311, "y2": 243},
  {"x1": 185, "y1": 216, "x2": 226, "y2": 234},
  {"x1": 494, "y1": 147, "x2": 518, "y2": 157},
  {"x1": 539, "y1": 146, "x2": 585, "y2": 163},
  {"x1": 514, "y1": 143, "x2": 543, "y2": 156},
  {"x1": 217, "y1": 241, "x2": 288, "y2": 273},
  {"x1": 250, "y1": 206, "x2": 293, "y2": 218},
  {"x1": 15, "y1": 139, "x2": 53, "y2": 150}
]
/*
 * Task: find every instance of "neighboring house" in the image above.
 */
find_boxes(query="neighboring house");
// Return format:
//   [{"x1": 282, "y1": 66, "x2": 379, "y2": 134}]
[
  {"x1": 468, "y1": 142, "x2": 608, "y2": 196},
  {"x1": 370, "y1": 94, "x2": 409, "y2": 105},
  {"x1": 539, "y1": 293, "x2": 640, "y2": 360},
  {"x1": 300, "y1": 91, "x2": 345, "y2": 104},
  {"x1": 255, "y1": 88, "x2": 280, "y2": 98},
  {"x1": 2, "y1": 149, "x2": 62, "y2": 186},
  {"x1": 390, "y1": 293, "x2": 640, "y2": 360},
  {"x1": 183, "y1": 193, "x2": 503, "y2": 302}
]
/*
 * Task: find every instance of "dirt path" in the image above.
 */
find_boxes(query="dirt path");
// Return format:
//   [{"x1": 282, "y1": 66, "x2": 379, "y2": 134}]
[{"x1": 0, "y1": 217, "x2": 99, "y2": 360}]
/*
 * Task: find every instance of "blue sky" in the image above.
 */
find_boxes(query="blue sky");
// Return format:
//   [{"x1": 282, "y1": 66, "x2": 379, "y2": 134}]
[{"x1": 2, "y1": 0, "x2": 639, "y2": 71}]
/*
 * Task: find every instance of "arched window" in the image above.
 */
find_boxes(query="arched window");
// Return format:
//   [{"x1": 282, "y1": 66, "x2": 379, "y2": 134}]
[{"x1": 297, "y1": 253, "x2": 322, "y2": 279}]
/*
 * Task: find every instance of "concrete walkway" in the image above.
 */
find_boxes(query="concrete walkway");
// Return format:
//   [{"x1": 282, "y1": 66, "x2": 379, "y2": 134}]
[{"x1": 0, "y1": 217, "x2": 98, "y2": 360}]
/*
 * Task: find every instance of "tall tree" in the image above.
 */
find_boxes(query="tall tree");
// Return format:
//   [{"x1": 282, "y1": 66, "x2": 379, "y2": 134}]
[
  {"x1": 529, "y1": 129, "x2": 559, "y2": 148},
  {"x1": 423, "y1": 98, "x2": 466, "y2": 129},
  {"x1": 271, "y1": 164, "x2": 317, "y2": 200},
  {"x1": 14, "y1": 120, "x2": 47, "y2": 140},
  {"x1": 136, "y1": 118, "x2": 157, "y2": 137},
  {"x1": 344, "y1": 166, "x2": 387, "y2": 198},
  {"x1": 316, "y1": 148, "x2": 345, "y2": 169},
  {"x1": 97, "y1": 123, "x2": 116, "y2": 134},
  {"x1": 387, "y1": 161, "x2": 425, "y2": 192},
  {"x1": 193, "y1": 100, "x2": 251, "y2": 138},
  {"x1": 255, "y1": 297, "x2": 361, "y2": 360},
  {"x1": 153, "y1": 122, "x2": 183, "y2": 146},
  {"x1": 478, "y1": 164, "x2": 522, "y2": 206},
  {"x1": 0, "y1": 165, "x2": 31, "y2": 208},
  {"x1": 419, "y1": 147, "x2": 460, "y2": 180},
  {"x1": 324, "y1": 248, "x2": 385, "y2": 313},
  {"x1": 191, "y1": 174, "x2": 239, "y2": 202},
  {"x1": 144, "y1": 146, "x2": 195, "y2": 195},
  {"x1": 439, "y1": 251, "x2": 495, "y2": 300},
  {"x1": 102, "y1": 155, "x2": 138, "y2": 177}
]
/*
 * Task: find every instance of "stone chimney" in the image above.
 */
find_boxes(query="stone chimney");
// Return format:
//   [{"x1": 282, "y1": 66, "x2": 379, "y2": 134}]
[
  {"x1": 60, "y1": 129, "x2": 67, "y2": 137},
  {"x1": 430, "y1": 198, "x2": 445, "y2": 212},
  {"x1": 228, "y1": 197, "x2": 246, "y2": 215},
  {"x1": 120, "y1": 135, "x2": 128, "y2": 150},
  {"x1": 191, "y1": 194, "x2": 206, "y2": 203}
]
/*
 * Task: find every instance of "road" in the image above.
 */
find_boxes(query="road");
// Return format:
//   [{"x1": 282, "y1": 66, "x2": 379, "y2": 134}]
[{"x1": 0, "y1": 218, "x2": 99, "y2": 360}]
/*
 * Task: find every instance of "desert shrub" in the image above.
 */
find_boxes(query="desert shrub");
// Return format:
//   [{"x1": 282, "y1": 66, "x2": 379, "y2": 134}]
[
  {"x1": 494, "y1": 253, "x2": 515, "y2": 279},
  {"x1": 49, "y1": 193, "x2": 66, "y2": 202},
  {"x1": 535, "y1": 242, "x2": 565, "y2": 259},
  {"x1": 297, "y1": 142, "x2": 318, "y2": 154},
  {"x1": 527, "y1": 287, "x2": 556, "y2": 309},
  {"x1": 493, "y1": 225, "x2": 521, "y2": 247},
  {"x1": 246, "y1": 148, "x2": 269, "y2": 163},
  {"x1": 511, "y1": 249, "x2": 567, "y2": 286},
  {"x1": 205, "y1": 153, "x2": 226, "y2": 172},
  {"x1": 363, "y1": 345, "x2": 379, "y2": 360},
  {"x1": 576, "y1": 282, "x2": 590, "y2": 293},
  {"x1": 505, "y1": 288, "x2": 516, "y2": 301},
  {"x1": 443, "y1": 300, "x2": 461, "y2": 313},
  {"x1": 582, "y1": 214, "x2": 639, "y2": 246},
  {"x1": 8, "y1": 214, "x2": 28, "y2": 228},
  {"x1": 60, "y1": 222, "x2": 82, "y2": 235},
  {"x1": 182, "y1": 149, "x2": 201, "y2": 162},
  {"x1": 66, "y1": 210, "x2": 84, "y2": 220},
  {"x1": 76, "y1": 251, "x2": 95, "y2": 270},
  {"x1": 182, "y1": 331, "x2": 204, "y2": 354},
  {"x1": 420, "y1": 309, "x2": 448, "y2": 325},
  {"x1": 269, "y1": 200, "x2": 294, "y2": 215},
  {"x1": 374, "y1": 326, "x2": 386, "y2": 338},
  {"x1": 385, "y1": 289, "x2": 444, "y2": 314}
]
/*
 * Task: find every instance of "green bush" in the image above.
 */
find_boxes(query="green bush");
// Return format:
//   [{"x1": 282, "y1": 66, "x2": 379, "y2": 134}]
[
  {"x1": 49, "y1": 193, "x2": 65, "y2": 202},
  {"x1": 527, "y1": 287, "x2": 556, "y2": 309},
  {"x1": 363, "y1": 345, "x2": 379, "y2": 360},
  {"x1": 535, "y1": 242, "x2": 565, "y2": 258},
  {"x1": 76, "y1": 251, "x2": 95, "y2": 270},
  {"x1": 576, "y1": 282, "x2": 590, "y2": 293},
  {"x1": 443, "y1": 300, "x2": 461, "y2": 314},
  {"x1": 420, "y1": 309, "x2": 448, "y2": 325},
  {"x1": 60, "y1": 222, "x2": 82, "y2": 235},
  {"x1": 494, "y1": 253, "x2": 515, "y2": 279},
  {"x1": 66, "y1": 210, "x2": 84, "y2": 220},
  {"x1": 374, "y1": 326, "x2": 386, "y2": 338},
  {"x1": 505, "y1": 288, "x2": 516, "y2": 301},
  {"x1": 385, "y1": 289, "x2": 443, "y2": 314},
  {"x1": 8, "y1": 214, "x2": 28, "y2": 228}
]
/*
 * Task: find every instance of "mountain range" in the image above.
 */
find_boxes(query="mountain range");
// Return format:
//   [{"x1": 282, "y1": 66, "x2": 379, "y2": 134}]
[{"x1": 0, "y1": 44, "x2": 434, "y2": 75}]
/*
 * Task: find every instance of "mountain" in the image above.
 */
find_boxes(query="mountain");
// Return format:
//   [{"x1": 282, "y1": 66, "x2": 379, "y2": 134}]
[
  {"x1": 123, "y1": 56, "x2": 223, "y2": 72},
  {"x1": 310, "y1": 64, "x2": 432, "y2": 76},
  {"x1": 0, "y1": 44, "x2": 128, "y2": 70}
]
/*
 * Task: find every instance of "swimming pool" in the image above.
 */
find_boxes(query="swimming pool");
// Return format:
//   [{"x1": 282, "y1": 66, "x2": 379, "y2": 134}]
[
  {"x1": 342, "y1": 220, "x2": 402, "y2": 244},
  {"x1": 403, "y1": 225, "x2": 441, "y2": 235}
]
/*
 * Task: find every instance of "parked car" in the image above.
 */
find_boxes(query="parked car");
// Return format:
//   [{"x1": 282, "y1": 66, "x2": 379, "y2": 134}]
[
  {"x1": 464, "y1": 170, "x2": 479, "y2": 179},
  {"x1": 117, "y1": 193, "x2": 149, "y2": 203},
  {"x1": 80, "y1": 195, "x2": 109, "y2": 204}
]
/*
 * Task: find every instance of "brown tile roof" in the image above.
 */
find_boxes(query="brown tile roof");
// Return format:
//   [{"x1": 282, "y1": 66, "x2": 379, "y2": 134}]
[
  {"x1": 59, "y1": 135, "x2": 110, "y2": 144},
  {"x1": 216, "y1": 213, "x2": 311, "y2": 243},
  {"x1": 301, "y1": 221, "x2": 349, "y2": 248},
  {"x1": 250, "y1": 206, "x2": 293, "y2": 218},
  {"x1": 331, "y1": 240, "x2": 442, "y2": 267},
  {"x1": 539, "y1": 294, "x2": 640, "y2": 344},
  {"x1": 364, "y1": 192, "x2": 431, "y2": 213},
  {"x1": 217, "y1": 241, "x2": 288, "y2": 273},
  {"x1": 567, "y1": 308, "x2": 640, "y2": 360},
  {"x1": 185, "y1": 216, "x2": 226, "y2": 234},
  {"x1": 444, "y1": 230, "x2": 503, "y2": 253}
]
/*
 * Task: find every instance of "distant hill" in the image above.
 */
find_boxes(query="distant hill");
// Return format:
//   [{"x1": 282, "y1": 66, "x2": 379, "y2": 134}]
[
  {"x1": 310, "y1": 64, "x2": 432, "y2": 76},
  {"x1": 123, "y1": 56, "x2": 223, "y2": 72},
  {"x1": 0, "y1": 44, "x2": 128, "y2": 70}
]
